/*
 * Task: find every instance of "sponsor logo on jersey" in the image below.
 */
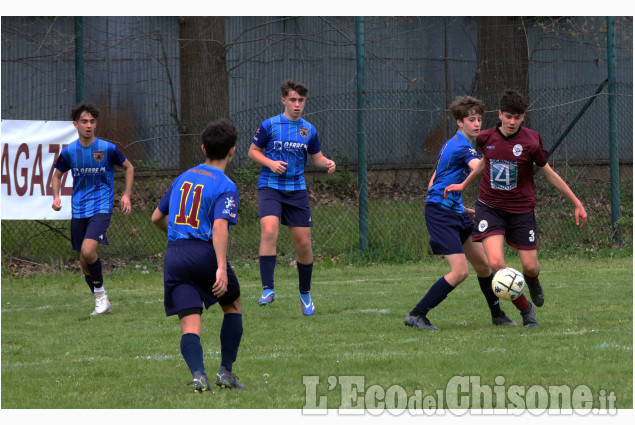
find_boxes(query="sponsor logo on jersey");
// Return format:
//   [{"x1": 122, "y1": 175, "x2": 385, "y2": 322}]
[
  {"x1": 513, "y1": 144, "x2": 523, "y2": 157},
  {"x1": 93, "y1": 151, "x2": 105, "y2": 161},
  {"x1": 283, "y1": 141, "x2": 307, "y2": 151},
  {"x1": 72, "y1": 166, "x2": 106, "y2": 176},
  {"x1": 274, "y1": 141, "x2": 283, "y2": 150},
  {"x1": 299, "y1": 127, "x2": 309, "y2": 138}
]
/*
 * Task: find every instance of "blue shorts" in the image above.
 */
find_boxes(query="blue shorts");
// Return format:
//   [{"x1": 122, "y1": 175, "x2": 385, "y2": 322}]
[
  {"x1": 70, "y1": 213, "x2": 111, "y2": 251},
  {"x1": 257, "y1": 187, "x2": 313, "y2": 227},
  {"x1": 472, "y1": 200, "x2": 538, "y2": 250},
  {"x1": 425, "y1": 202, "x2": 474, "y2": 255},
  {"x1": 163, "y1": 239, "x2": 240, "y2": 317}
]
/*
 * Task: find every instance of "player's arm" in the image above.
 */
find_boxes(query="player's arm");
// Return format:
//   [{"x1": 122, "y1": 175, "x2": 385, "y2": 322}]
[
  {"x1": 248, "y1": 143, "x2": 287, "y2": 175},
  {"x1": 427, "y1": 170, "x2": 436, "y2": 190},
  {"x1": 212, "y1": 218, "x2": 230, "y2": 298},
  {"x1": 539, "y1": 163, "x2": 587, "y2": 228},
  {"x1": 120, "y1": 159, "x2": 134, "y2": 215},
  {"x1": 444, "y1": 157, "x2": 484, "y2": 198},
  {"x1": 51, "y1": 169, "x2": 64, "y2": 211},
  {"x1": 151, "y1": 208, "x2": 168, "y2": 233},
  {"x1": 309, "y1": 152, "x2": 336, "y2": 174}
]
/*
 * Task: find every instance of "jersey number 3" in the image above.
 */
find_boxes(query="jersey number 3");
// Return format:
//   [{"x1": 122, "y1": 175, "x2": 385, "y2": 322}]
[{"x1": 175, "y1": 181, "x2": 203, "y2": 228}]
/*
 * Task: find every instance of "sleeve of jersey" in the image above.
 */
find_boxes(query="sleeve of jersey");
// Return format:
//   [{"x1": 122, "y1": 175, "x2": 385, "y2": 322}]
[
  {"x1": 214, "y1": 190, "x2": 239, "y2": 226},
  {"x1": 460, "y1": 144, "x2": 481, "y2": 165},
  {"x1": 111, "y1": 145, "x2": 127, "y2": 167},
  {"x1": 54, "y1": 149, "x2": 71, "y2": 173},
  {"x1": 252, "y1": 122, "x2": 270, "y2": 149},
  {"x1": 307, "y1": 128, "x2": 321, "y2": 155},
  {"x1": 533, "y1": 135, "x2": 548, "y2": 167},
  {"x1": 157, "y1": 185, "x2": 173, "y2": 215}
]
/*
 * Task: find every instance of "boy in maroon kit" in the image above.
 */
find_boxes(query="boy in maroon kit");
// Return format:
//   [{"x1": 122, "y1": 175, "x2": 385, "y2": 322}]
[{"x1": 445, "y1": 90, "x2": 587, "y2": 328}]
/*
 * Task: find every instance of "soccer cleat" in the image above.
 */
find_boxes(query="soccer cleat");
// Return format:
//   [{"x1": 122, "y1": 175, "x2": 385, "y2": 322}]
[
  {"x1": 188, "y1": 374, "x2": 212, "y2": 393},
  {"x1": 404, "y1": 313, "x2": 439, "y2": 331},
  {"x1": 90, "y1": 291, "x2": 111, "y2": 315},
  {"x1": 520, "y1": 303, "x2": 539, "y2": 328},
  {"x1": 215, "y1": 366, "x2": 245, "y2": 390},
  {"x1": 492, "y1": 311, "x2": 517, "y2": 326},
  {"x1": 526, "y1": 279, "x2": 545, "y2": 307},
  {"x1": 300, "y1": 292, "x2": 315, "y2": 316},
  {"x1": 258, "y1": 289, "x2": 275, "y2": 306}
]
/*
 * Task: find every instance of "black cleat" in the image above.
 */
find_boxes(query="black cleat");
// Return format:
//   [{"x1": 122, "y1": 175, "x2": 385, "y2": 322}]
[
  {"x1": 526, "y1": 279, "x2": 545, "y2": 307},
  {"x1": 492, "y1": 311, "x2": 517, "y2": 326},
  {"x1": 521, "y1": 303, "x2": 539, "y2": 328},
  {"x1": 188, "y1": 373, "x2": 212, "y2": 393},
  {"x1": 216, "y1": 366, "x2": 246, "y2": 389},
  {"x1": 404, "y1": 313, "x2": 439, "y2": 331}
]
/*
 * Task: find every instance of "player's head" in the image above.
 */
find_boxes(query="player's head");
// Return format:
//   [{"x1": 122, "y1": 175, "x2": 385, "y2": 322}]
[
  {"x1": 498, "y1": 90, "x2": 528, "y2": 136},
  {"x1": 71, "y1": 102, "x2": 100, "y2": 122},
  {"x1": 450, "y1": 96, "x2": 484, "y2": 139},
  {"x1": 201, "y1": 119, "x2": 238, "y2": 161},
  {"x1": 281, "y1": 80, "x2": 308, "y2": 121}
]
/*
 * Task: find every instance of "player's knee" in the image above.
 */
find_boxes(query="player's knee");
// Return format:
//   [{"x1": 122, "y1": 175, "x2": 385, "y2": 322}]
[
  {"x1": 523, "y1": 263, "x2": 540, "y2": 277},
  {"x1": 218, "y1": 283, "x2": 240, "y2": 308}
]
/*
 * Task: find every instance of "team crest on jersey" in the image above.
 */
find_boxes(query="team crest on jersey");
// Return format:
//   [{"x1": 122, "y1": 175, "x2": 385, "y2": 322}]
[
  {"x1": 93, "y1": 151, "x2": 105, "y2": 161},
  {"x1": 299, "y1": 127, "x2": 309, "y2": 138},
  {"x1": 513, "y1": 144, "x2": 523, "y2": 157},
  {"x1": 478, "y1": 220, "x2": 488, "y2": 232}
]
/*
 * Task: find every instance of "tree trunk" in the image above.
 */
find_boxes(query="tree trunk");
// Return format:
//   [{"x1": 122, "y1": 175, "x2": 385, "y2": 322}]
[{"x1": 178, "y1": 16, "x2": 229, "y2": 172}]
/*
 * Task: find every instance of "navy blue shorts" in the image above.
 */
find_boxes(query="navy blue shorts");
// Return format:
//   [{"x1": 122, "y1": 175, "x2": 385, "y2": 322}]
[
  {"x1": 257, "y1": 187, "x2": 313, "y2": 227},
  {"x1": 425, "y1": 202, "x2": 474, "y2": 255},
  {"x1": 163, "y1": 239, "x2": 240, "y2": 317},
  {"x1": 70, "y1": 213, "x2": 111, "y2": 252},
  {"x1": 472, "y1": 200, "x2": 538, "y2": 250}
]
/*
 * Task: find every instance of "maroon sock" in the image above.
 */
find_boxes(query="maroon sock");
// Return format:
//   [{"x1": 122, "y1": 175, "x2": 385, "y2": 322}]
[
  {"x1": 512, "y1": 294, "x2": 531, "y2": 311},
  {"x1": 524, "y1": 274, "x2": 538, "y2": 285}
]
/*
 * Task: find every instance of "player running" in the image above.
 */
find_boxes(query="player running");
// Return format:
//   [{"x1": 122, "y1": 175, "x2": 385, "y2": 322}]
[
  {"x1": 152, "y1": 119, "x2": 245, "y2": 392},
  {"x1": 404, "y1": 96, "x2": 516, "y2": 331},
  {"x1": 248, "y1": 80, "x2": 336, "y2": 316},
  {"x1": 445, "y1": 90, "x2": 587, "y2": 328}
]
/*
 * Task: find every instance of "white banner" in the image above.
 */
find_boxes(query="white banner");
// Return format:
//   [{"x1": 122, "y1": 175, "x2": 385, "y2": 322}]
[{"x1": 1, "y1": 120, "x2": 76, "y2": 220}]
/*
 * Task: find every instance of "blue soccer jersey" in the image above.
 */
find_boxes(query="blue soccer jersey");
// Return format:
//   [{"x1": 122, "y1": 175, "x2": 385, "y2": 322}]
[
  {"x1": 251, "y1": 113, "x2": 321, "y2": 190},
  {"x1": 426, "y1": 131, "x2": 481, "y2": 213},
  {"x1": 157, "y1": 164, "x2": 239, "y2": 243},
  {"x1": 54, "y1": 138, "x2": 127, "y2": 218}
]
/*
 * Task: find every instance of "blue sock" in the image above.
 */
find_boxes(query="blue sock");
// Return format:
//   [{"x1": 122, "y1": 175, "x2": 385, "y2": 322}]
[
  {"x1": 86, "y1": 258, "x2": 103, "y2": 289},
  {"x1": 478, "y1": 274, "x2": 502, "y2": 316},
  {"x1": 297, "y1": 261, "x2": 313, "y2": 294},
  {"x1": 259, "y1": 255, "x2": 277, "y2": 290},
  {"x1": 180, "y1": 333, "x2": 205, "y2": 377},
  {"x1": 414, "y1": 277, "x2": 455, "y2": 315},
  {"x1": 220, "y1": 313, "x2": 243, "y2": 372}
]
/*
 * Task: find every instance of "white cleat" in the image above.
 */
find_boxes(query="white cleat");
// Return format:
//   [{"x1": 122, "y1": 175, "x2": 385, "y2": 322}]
[{"x1": 91, "y1": 291, "x2": 111, "y2": 315}]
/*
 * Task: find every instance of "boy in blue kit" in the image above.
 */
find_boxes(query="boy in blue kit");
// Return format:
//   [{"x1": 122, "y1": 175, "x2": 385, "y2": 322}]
[
  {"x1": 248, "y1": 80, "x2": 336, "y2": 316},
  {"x1": 151, "y1": 119, "x2": 245, "y2": 392},
  {"x1": 52, "y1": 102, "x2": 134, "y2": 316},
  {"x1": 404, "y1": 96, "x2": 516, "y2": 331}
]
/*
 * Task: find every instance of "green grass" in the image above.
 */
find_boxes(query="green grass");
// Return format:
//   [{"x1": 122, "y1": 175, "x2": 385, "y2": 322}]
[{"x1": 1, "y1": 256, "x2": 632, "y2": 410}]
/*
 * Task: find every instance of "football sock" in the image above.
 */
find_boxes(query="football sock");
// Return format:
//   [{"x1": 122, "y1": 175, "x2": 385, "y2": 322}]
[
  {"x1": 478, "y1": 274, "x2": 502, "y2": 316},
  {"x1": 220, "y1": 313, "x2": 243, "y2": 372},
  {"x1": 259, "y1": 255, "x2": 277, "y2": 290},
  {"x1": 524, "y1": 274, "x2": 539, "y2": 286},
  {"x1": 180, "y1": 333, "x2": 206, "y2": 377},
  {"x1": 84, "y1": 275, "x2": 95, "y2": 293},
  {"x1": 86, "y1": 258, "x2": 103, "y2": 289},
  {"x1": 512, "y1": 294, "x2": 531, "y2": 312},
  {"x1": 297, "y1": 261, "x2": 313, "y2": 294},
  {"x1": 414, "y1": 277, "x2": 454, "y2": 316}
]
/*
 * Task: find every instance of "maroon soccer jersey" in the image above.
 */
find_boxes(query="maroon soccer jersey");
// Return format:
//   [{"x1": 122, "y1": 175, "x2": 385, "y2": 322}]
[{"x1": 476, "y1": 126, "x2": 548, "y2": 213}]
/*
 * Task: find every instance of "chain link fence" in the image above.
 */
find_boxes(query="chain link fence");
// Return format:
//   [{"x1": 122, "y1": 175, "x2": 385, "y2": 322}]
[{"x1": 2, "y1": 16, "x2": 632, "y2": 265}]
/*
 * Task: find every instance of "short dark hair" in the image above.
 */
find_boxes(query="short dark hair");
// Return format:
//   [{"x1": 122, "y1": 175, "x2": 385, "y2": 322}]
[
  {"x1": 450, "y1": 96, "x2": 485, "y2": 121},
  {"x1": 71, "y1": 102, "x2": 100, "y2": 121},
  {"x1": 280, "y1": 80, "x2": 308, "y2": 97},
  {"x1": 201, "y1": 119, "x2": 238, "y2": 160},
  {"x1": 499, "y1": 90, "x2": 529, "y2": 115}
]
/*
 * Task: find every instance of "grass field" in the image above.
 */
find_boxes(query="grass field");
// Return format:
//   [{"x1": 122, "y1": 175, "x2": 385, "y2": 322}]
[{"x1": 1, "y1": 255, "x2": 632, "y2": 413}]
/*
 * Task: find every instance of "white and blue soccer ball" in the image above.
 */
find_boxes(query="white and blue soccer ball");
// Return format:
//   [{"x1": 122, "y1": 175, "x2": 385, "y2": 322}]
[{"x1": 491, "y1": 267, "x2": 525, "y2": 301}]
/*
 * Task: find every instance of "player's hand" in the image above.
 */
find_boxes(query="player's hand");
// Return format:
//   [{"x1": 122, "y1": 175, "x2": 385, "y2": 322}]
[
  {"x1": 325, "y1": 159, "x2": 336, "y2": 174},
  {"x1": 575, "y1": 203, "x2": 587, "y2": 229},
  {"x1": 52, "y1": 197, "x2": 62, "y2": 211},
  {"x1": 444, "y1": 183, "x2": 463, "y2": 198},
  {"x1": 269, "y1": 161, "x2": 288, "y2": 175},
  {"x1": 120, "y1": 194, "x2": 132, "y2": 215},
  {"x1": 212, "y1": 268, "x2": 228, "y2": 298},
  {"x1": 465, "y1": 207, "x2": 476, "y2": 221}
]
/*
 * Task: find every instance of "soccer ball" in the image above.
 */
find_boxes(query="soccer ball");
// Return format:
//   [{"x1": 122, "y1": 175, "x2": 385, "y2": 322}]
[{"x1": 491, "y1": 267, "x2": 525, "y2": 301}]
